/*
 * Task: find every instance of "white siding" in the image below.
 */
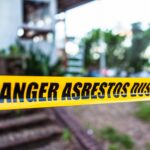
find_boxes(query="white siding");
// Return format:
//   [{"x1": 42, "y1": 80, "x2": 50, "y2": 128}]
[{"x1": 0, "y1": 0, "x2": 22, "y2": 49}]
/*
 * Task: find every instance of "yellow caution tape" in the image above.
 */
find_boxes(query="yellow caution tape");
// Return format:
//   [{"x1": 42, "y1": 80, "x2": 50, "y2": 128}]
[{"x1": 0, "y1": 76, "x2": 149, "y2": 110}]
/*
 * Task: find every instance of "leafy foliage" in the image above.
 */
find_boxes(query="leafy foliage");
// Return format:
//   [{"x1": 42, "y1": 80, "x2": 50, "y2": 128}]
[
  {"x1": 81, "y1": 23, "x2": 150, "y2": 73},
  {"x1": 104, "y1": 30, "x2": 126, "y2": 68},
  {"x1": 108, "y1": 144, "x2": 120, "y2": 150},
  {"x1": 126, "y1": 23, "x2": 147, "y2": 73},
  {"x1": 9, "y1": 40, "x2": 26, "y2": 56},
  {"x1": 146, "y1": 143, "x2": 150, "y2": 150},
  {"x1": 81, "y1": 29, "x2": 126, "y2": 69},
  {"x1": 135, "y1": 102, "x2": 150, "y2": 121},
  {"x1": 81, "y1": 29, "x2": 101, "y2": 69},
  {"x1": 1, "y1": 41, "x2": 65, "y2": 76},
  {"x1": 25, "y1": 47, "x2": 50, "y2": 76},
  {"x1": 25, "y1": 46, "x2": 65, "y2": 76},
  {"x1": 100, "y1": 127, "x2": 134, "y2": 149},
  {"x1": 62, "y1": 128, "x2": 72, "y2": 141}
]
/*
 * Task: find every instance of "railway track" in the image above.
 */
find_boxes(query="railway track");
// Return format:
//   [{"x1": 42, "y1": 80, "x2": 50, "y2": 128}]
[{"x1": 0, "y1": 108, "x2": 102, "y2": 150}]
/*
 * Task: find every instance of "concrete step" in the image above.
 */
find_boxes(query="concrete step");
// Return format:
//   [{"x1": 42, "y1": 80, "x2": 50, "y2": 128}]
[
  {"x1": 0, "y1": 112, "x2": 49, "y2": 130},
  {"x1": 0, "y1": 125, "x2": 62, "y2": 149}
]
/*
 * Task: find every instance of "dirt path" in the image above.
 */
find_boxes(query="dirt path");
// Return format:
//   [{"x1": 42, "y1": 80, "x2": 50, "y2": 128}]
[{"x1": 67, "y1": 103, "x2": 150, "y2": 150}]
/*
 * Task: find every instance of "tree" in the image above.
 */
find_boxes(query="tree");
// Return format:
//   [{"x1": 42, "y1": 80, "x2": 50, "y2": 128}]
[
  {"x1": 126, "y1": 22, "x2": 148, "y2": 73},
  {"x1": 81, "y1": 29, "x2": 126, "y2": 69},
  {"x1": 81, "y1": 29, "x2": 101, "y2": 69},
  {"x1": 104, "y1": 30, "x2": 125, "y2": 68}
]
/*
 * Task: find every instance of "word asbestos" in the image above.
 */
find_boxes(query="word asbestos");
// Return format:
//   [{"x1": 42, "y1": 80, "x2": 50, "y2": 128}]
[{"x1": 0, "y1": 82, "x2": 150, "y2": 103}]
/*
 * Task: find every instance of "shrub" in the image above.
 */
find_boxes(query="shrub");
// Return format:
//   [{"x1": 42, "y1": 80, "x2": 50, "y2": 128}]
[
  {"x1": 100, "y1": 127, "x2": 134, "y2": 150},
  {"x1": 62, "y1": 128, "x2": 72, "y2": 141},
  {"x1": 136, "y1": 102, "x2": 150, "y2": 121}
]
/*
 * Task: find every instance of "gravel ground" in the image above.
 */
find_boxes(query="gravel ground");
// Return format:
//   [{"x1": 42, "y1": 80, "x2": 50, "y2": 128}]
[{"x1": 67, "y1": 102, "x2": 150, "y2": 150}]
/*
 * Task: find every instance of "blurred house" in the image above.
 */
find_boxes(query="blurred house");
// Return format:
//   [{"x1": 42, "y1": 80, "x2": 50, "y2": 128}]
[{"x1": 0, "y1": 0, "x2": 93, "y2": 66}]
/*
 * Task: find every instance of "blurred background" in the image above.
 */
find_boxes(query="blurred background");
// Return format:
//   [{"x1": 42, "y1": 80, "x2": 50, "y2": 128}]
[{"x1": 0, "y1": 0, "x2": 150, "y2": 150}]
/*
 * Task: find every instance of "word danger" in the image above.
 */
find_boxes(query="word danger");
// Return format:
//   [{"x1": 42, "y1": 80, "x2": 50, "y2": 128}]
[{"x1": 0, "y1": 82, "x2": 59, "y2": 103}]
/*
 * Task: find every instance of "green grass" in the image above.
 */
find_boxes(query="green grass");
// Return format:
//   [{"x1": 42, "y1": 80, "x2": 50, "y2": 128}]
[
  {"x1": 62, "y1": 128, "x2": 72, "y2": 141},
  {"x1": 146, "y1": 143, "x2": 150, "y2": 150},
  {"x1": 135, "y1": 102, "x2": 150, "y2": 121},
  {"x1": 100, "y1": 127, "x2": 120, "y2": 143},
  {"x1": 108, "y1": 143, "x2": 120, "y2": 150},
  {"x1": 99, "y1": 127, "x2": 134, "y2": 150}
]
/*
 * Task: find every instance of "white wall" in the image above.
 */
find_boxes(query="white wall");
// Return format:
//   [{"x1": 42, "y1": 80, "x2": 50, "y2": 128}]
[{"x1": 0, "y1": 0, "x2": 22, "y2": 49}]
